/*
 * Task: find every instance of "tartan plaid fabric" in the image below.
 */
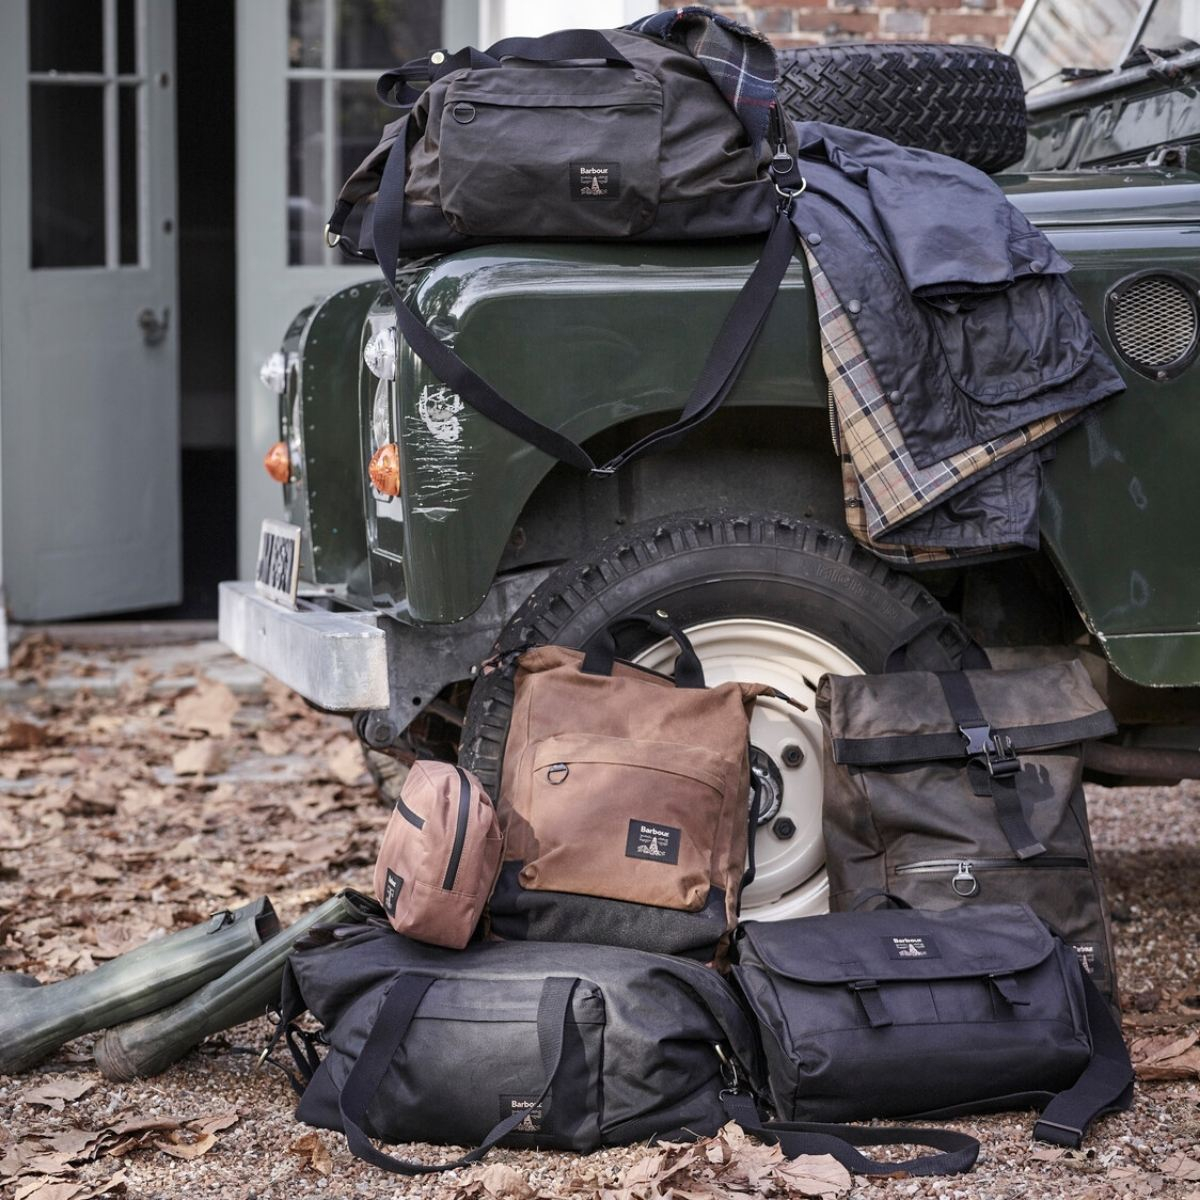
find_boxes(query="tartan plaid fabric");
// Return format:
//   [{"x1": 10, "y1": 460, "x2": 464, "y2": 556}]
[
  {"x1": 625, "y1": 7, "x2": 778, "y2": 151},
  {"x1": 805, "y1": 248, "x2": 1080, "y2": 565}
]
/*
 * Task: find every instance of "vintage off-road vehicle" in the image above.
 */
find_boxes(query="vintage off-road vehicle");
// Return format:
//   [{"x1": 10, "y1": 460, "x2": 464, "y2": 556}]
[{"x1": 221, "y1": 0, "x2": 1200, "y2": 922}]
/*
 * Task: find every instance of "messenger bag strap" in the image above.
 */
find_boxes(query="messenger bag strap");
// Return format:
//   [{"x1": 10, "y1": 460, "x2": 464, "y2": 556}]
[
  {"x1": 720, "y1": 1091, "x2": 979, "y2": 1177},
  {"x1": 1033, "y1": 969, "x2": 1134, "y2": 1148},
  {"x1": 337, "y1": 974, "x2": 579, "y2": 1175},
  {"x1": 371, "y1": 127, "x2": 800, "y2": 475},
  {"x1": 884, "y1": 611, "x2": 991, "y2": 673},
  {"x1": 935, "y1": 670, "x2": 1046, "y2": 860}
]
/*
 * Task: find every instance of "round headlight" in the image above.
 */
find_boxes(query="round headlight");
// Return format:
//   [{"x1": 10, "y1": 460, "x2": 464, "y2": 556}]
[
  {"x1": 364, "y1": 328, "x2": 397, "y2": 381},
  {"x1": 259, "y1": 350, "x2": 287, "y2": 394}
]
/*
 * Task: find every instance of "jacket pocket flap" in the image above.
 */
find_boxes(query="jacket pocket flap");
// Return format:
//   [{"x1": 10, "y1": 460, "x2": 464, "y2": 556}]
[{"x1": 740, "y1": 903, "x2": 1055, "y2": 984}]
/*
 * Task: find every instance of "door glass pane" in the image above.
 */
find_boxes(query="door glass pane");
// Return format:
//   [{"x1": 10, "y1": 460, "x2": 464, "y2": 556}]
[
  {"x1": 289, "y1": 0, "x2": 325, "y2": 67},
  {"x1": 117, "y1": 0, "x2": 138, "y2": 74},
  {"x1": 1012, "y1": 0, "x2": 1145, "y2": 83},
  {"x1": 29, "y1": 0, "x2": 104, "y2": 73},
  {"x1": 288, "y1": 79, "x2": 325, "y2": 264},
  {"x1": 30, "y1": 84, "x2": 106, "y2": 268},
  {"x1": 337, "y1": 79, "x2": 387, "y2": 193},
  {"x1": 336, "y1": 0, "x2": 444, "y2": 67},
  {"x1": 119, "y1": 84, "x2": 140, "y2": 265}
]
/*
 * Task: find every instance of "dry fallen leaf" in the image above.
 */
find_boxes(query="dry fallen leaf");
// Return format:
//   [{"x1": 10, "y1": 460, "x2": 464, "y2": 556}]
[
  {"x1": 475, "y1": 1162, "x2": 535, "y2": 1199},
  {"x1": 1163, "y1": 1154, "x2": 1200, "y2": 1182},
  {"x1": 774, "y1": 1155, "x2": 854, "y2": 1197},
  {"x1": 187, "y1": 1112, "x2": 239, "y2": 1137},
  {"x1": 171, "y1": 739, "x2": 227, "y2": 777},
  {"x1": 1131, "y1": 1031, "x2": 1200, "y2": 1081},
  {"x1": 20, "y1": 1080, "x2": 96, "y2": 1112},
  {"x1": 324, "y1": 736, "x2": 367, "y2": 786},
  {"x1": 173, "y1": 682, "x2": 239, "y2": 737},
  {"x1": 152, "y1": 1132, "x2": 217, "y2": 1160},
  {"x1": 289, "y1": 1132, "x2": 333, "y2": 1177}
]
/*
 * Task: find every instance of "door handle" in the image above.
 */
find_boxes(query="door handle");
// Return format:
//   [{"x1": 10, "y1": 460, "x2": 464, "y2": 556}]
[{"x1": 137, "y1": 306, "x2": 170, "y2": 346}]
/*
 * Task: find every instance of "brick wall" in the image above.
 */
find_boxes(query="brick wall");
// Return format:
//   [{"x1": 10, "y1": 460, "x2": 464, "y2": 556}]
[{"x1": 689, "y1": 2, "x2": 1022, "y2": 49}]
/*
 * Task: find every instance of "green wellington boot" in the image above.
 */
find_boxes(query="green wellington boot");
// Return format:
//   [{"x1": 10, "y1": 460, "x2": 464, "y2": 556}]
[
  {"x1": 94, "y1": 889, "x2": 379, "y2": 1080},
  {"x1": 0, "y1": 897, "x2": 280, "y2": 1075}
]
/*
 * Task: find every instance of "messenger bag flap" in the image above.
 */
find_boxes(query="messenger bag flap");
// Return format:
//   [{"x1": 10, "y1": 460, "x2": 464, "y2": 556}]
[
  {"x1": 739, "y1": 903, "x2": 1056, "y2": 985},
  {"x1": 822, "y1": 660, "x2": 1115, "y2": 767}
]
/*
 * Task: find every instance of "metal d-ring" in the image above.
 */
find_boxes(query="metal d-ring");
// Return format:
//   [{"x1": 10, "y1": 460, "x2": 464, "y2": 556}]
[
  {"x1": 324, "y1": 223, "x2": 341, "y2": 248},
  {"x1": 774, "y1": 174, "x2": 807, "y2": 200}
]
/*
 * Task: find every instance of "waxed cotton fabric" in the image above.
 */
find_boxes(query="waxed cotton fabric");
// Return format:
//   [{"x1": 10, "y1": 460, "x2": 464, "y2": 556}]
[
  {"x1": 492, "y1": 642, "x2": 769, "y2": 959},
  {"x1": 816, "y1": 660, "x2": 1121, "y2": 1003},
  {"x1": 372, "y1": 762, "x2": 503, "y2": 950},
  {"x1": 282, "y1": 924, "x2": 760, "y2": 1154}
]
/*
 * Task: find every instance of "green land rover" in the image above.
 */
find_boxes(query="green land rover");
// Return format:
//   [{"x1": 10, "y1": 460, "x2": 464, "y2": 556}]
[{"x1": 220, "y1": 0, "x2": 1200, "y2": 922}]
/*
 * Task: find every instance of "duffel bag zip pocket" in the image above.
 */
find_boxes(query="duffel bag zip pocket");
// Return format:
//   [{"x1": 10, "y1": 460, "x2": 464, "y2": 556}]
[
  {"x1": 437, "y1": 68, "x2": 664, "y2": 239},
  {"x1": 518, "y1": 733, "x2": 728, "y2": 911}
]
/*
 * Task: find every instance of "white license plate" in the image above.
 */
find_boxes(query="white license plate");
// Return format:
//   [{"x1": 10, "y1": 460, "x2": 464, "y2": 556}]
[{"x1": 255, "y1": 519, "x2": 302, "y2": 608}]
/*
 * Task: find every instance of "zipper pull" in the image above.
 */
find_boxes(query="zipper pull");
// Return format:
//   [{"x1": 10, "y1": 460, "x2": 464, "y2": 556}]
[{"x1": 952, "y1": 861, "x2": 979, "y2": 897}]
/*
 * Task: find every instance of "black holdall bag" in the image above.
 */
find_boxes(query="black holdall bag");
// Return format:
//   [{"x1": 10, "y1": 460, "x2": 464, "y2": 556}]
[
  {"x1": 326, "y1": 12, "x2": 808, "y2": 477},
  {"x1": 274, "y1": 919, "x2": 985, "y2": 1179},
  {"x1": 730, "y1": 901, "x2": 1134, "y2": 1148},
  {"x1": 816, "y1": 615, "x2": 1121, "y2": 1004},
  {"x1": 273, "y1": 921, "x2": 761, "y2": 1173}
]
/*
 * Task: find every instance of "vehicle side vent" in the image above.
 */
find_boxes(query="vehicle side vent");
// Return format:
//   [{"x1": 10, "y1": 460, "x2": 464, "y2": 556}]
[{"x1": 1105, "y1": 271, "x2": 1199, "y2": 381}]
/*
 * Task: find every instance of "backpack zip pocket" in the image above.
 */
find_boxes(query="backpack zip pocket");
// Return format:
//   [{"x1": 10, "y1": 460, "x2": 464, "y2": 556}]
[{"x1": 895, "y1": 856, "x2": 1090, "y2": 897}]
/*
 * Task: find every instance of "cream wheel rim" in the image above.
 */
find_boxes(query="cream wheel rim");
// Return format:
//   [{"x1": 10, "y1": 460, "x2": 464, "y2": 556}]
[{"x1": 634, "y1": 617, "x2": 864, "y2": 920}]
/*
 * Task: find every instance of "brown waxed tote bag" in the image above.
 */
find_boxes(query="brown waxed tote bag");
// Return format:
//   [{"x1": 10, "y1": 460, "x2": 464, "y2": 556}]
[
  {"x1": 486, "y1": 612, "x2": 801, "y2": 960},
  {"x1": 373, "y1": 761, "x2": 503, "y2": 949},
  {"x1": 816, "y1": 621, "x2": 1121, "y2": 1005}
]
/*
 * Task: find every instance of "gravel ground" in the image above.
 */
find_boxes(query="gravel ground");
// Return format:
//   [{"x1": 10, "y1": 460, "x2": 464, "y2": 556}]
[{"x1": 0, "y1": 639, "x2": 1197, "y2": 1200}]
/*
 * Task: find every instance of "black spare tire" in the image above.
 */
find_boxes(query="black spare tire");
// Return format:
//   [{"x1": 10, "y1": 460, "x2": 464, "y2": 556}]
[{"x1": 777, "y1": 42, "x2": 1027, "y2": 174}]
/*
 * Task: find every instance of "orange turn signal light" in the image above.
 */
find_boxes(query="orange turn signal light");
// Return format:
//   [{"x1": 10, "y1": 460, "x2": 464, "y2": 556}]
[
  {"x1": 263, "y1": 441, "x2": 292, "y2": 484},
  {"x1": 369, "y1": 442, "x2": 401, "y2": 496}
]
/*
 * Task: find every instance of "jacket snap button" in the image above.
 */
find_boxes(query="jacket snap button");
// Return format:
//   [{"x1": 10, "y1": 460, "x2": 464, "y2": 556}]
[
  {"x1": 847, "y1": 299, "x2": 862, "y2": 315},
  {"x1": 888, "y1": 389, "x2": 903, "y2": 404},
  {"x1": 807, "y1": 232, "x2": 822, "y2": 246},
  {"x1": 452, "y1": 102, "x2": 476, "y2": 124}
]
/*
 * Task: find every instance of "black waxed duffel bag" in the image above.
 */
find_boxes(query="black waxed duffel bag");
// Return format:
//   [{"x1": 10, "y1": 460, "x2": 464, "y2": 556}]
[
  {"x1": 326, "y1": 12, "x2": 809, "y2": 478},
  {"x1": 274, "y1": 921, "x2": 762, "y2": 1173},
  {"x1": 731, "y1": 902, "x2": 1134, "y2": 1147},
  {"x1": 817, "y1": 636, "x2": 1121, "y2": 1004}
]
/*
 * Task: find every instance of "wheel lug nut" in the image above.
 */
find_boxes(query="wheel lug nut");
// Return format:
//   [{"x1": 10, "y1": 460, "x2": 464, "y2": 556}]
[
  {"x1": 772, "y1": 817, "x2": 796, "y2": 840},
  {"x1": 781, "y1": 744, "x2": 804, "y2": 768}
]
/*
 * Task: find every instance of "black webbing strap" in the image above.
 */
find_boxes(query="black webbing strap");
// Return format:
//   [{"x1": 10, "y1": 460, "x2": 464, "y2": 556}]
[
  {"x1": 720, "y1": 1092, "x2": 980, "y2": 1177},
  {"x1": 580, "y1": 610, "x2": 706, "y2": 687},
  {"x1": 371, "y1": 128, "x2": 799, "y2": 475},
  {"x1": 1034, "y1": 970, "x2": 1134, "y2": 1147},
  {"x1": 337, "y1": 975, "x2": 579, "y2": 1175},
  {"x1": 884, "y1": 611, "x2": 991, "y2": 674},
  {"x1": 935, "y1": 670, "x2": 1046, "y2": 860}
]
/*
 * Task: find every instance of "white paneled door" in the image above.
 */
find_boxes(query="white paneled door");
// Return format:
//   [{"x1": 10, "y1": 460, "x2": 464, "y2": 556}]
[{"x1": 0, "y1": 0, "x2": 181, "y2": 620}]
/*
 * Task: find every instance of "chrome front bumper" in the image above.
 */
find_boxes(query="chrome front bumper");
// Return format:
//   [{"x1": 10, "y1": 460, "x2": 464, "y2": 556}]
[{"x1": 217, "y1": 581, "x2": 388, "y2": 711}]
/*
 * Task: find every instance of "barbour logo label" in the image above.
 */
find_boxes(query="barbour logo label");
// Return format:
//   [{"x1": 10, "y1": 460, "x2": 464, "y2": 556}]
[
  {"x1": 1073, "y1": 943, "x2": 1097, "y2": 974},
  {"x1": 571, "y1": 161, "x2": 620, "y2": 200},
  {"x1": 885, "y1": 935, "x2": 940, "y2": 960},
  {"x1": 625, "y1": 820, "x2": 681, "y2": 865},
  {"x1": 382, "y1": 869, "x2": 403, "y2": 917},
  {"x1": 500, "y1": 1094, "x2": 544, "y2": 1132}
]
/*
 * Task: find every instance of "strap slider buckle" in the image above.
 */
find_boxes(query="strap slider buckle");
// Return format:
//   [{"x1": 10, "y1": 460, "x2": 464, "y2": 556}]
[
  {"x1": 589, "y1": 465, "x2": 617, "y2": 478},
  {"x1": 959, "y1": 723, "x2": 1020, "y2": 776}
]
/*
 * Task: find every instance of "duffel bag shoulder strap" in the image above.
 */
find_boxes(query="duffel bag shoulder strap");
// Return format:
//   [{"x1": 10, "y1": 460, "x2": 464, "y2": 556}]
[
  {"x1": 720, "y1": 1091, "x2": 980, "y2": 1177},
  {"x1": 371, "y1": 119, "x2": 801, "y2": 476},
  {"x1": 336, "y1": 974, "x2": 580, "y2": 1175}
]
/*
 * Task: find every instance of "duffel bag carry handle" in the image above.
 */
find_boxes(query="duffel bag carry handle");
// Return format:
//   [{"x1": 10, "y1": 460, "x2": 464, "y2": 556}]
[
  {"x1": 336, "y1": 974, "x2": 580, "y2": 1175},
  {"x1": 720, "y1": 1091, "x2": 980, "y2": 1177},
  {"x1": 884, "y1": 611, "x2": 990, "y2": 674},
  {"x1": 581, "y1": 610, "x2": 706, "y2": 688},
  {"x1": 378, "y1": 30, "x2": 634, "y2": 107},
  {"x1": 849, "y1": 889, "x2": 913, "y2": 912}
]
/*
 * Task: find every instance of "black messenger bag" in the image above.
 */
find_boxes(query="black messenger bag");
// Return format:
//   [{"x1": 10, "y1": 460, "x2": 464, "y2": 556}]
[
  {"x1": 327, "y1": 18, "x2": 807, "y2": 477},
  {"x1": 732, "y1": 903, "x2": 1133, "y2": 1148},
  {"x1": 275, "y1": 922, "x2": 761, "y2": 1173},
  {"x1": 817, "y1": 644, "x2": 1121, "y2": 1004}
]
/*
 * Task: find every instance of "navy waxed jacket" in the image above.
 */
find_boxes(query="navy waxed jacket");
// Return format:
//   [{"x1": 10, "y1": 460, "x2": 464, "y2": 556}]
[{"x1": 788, "y1": 122, "x2": 1125, "y2": 470}]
